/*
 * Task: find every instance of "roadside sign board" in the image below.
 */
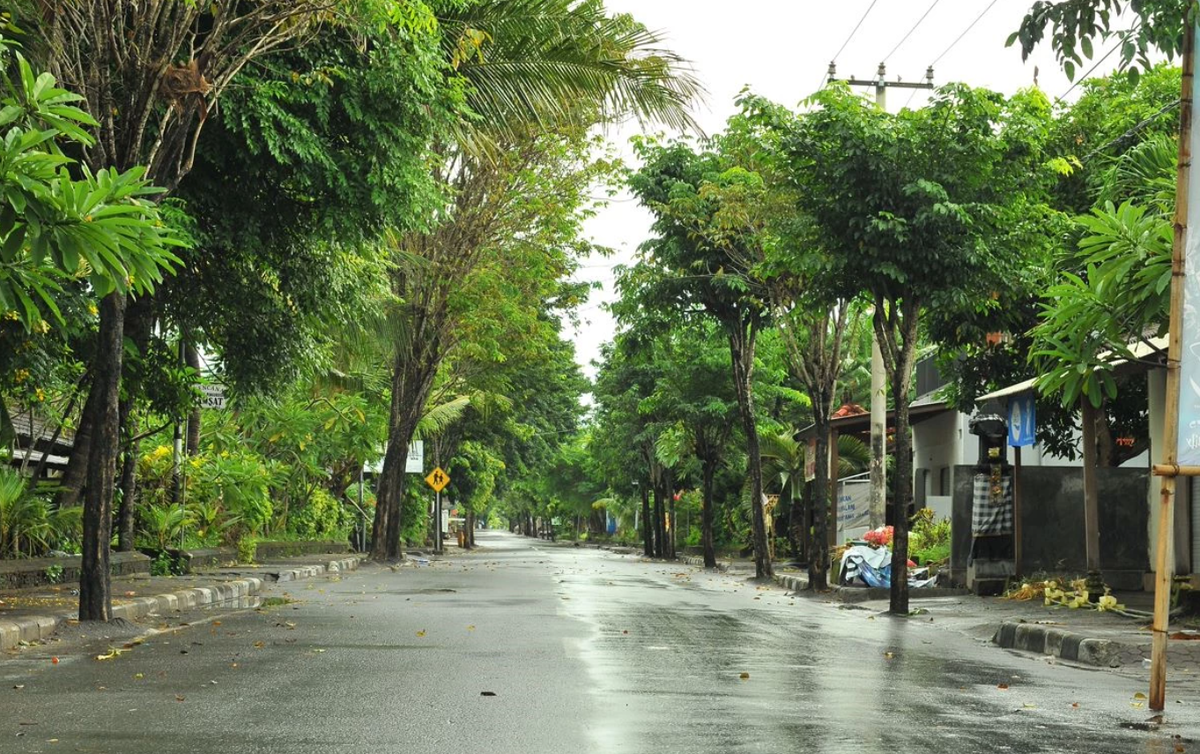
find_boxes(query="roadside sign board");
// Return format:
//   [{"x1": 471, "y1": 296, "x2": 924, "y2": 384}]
[
  {"x1": 1007, "y1": 392, "x2": 1036, "y2": 448},
  {"x1": 426, "y1": 466, "x2": 450, "y2": 493},
  {"x1": 1182, "y1": 62, "x2": 1200, "y2": 464},
  {"x1": 406, "y1": 440, "x2": 424, "y2": 473},
  {"x1": 364, "y1": 440, "x2": 424, "y2": 475},
  {"x1": 198, "y1": 384, "x2": 226, "y2": 410}
]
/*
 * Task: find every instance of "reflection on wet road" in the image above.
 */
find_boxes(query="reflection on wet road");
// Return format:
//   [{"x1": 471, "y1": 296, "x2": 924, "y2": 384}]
[
  {"x1": 537, "y1": 534, "x2": 1199, "y2": 753},
  {"x1": 2, "y1": 530, "x2": 1197, "y2": 753}
]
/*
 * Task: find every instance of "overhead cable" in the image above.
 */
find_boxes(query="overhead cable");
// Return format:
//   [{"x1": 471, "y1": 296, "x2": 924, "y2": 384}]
[
  {"x1": 931, "y1": 0, "x2": 1001, "y2": 66},
  {"x1": 883, "y1": 0, "x2": 943, "y2": 63}
]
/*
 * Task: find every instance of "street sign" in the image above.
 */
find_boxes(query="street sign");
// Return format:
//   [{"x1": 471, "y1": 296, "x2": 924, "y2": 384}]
[
  {"x1": 1008, "y1": 392, "x2": 1036, "y2": 448},
  {"x1": 197, "y1": 384, "x2": 226, "y2": 410},
  {"x1": 425, "y1": 466, "x2": 450, "y2": 493},
  {"x1": 406, "y1": 440, "x2": 424, "y2": 473},
  {"x1": 364, "y1": 440, "x2": 424, "y2": 475}
]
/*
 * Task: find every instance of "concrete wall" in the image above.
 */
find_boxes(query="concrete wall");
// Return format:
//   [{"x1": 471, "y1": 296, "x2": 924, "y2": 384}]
[
  {"x1": 913, "y1": 411, "x2": 960, "y2": 499},
  {"x1": 950, "y1": 464, "x2": 1149, "y2": 589}
]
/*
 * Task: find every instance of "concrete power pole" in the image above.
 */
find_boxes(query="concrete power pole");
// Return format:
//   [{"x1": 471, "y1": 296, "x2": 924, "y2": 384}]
[{"x1": 827, "y1": 62, "x2": 934, "y2": 530}]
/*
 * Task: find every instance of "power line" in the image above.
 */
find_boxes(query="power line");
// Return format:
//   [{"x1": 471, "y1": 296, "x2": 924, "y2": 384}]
[
  {"x1": 818, "y1": 0, "x2": 881, "y2": 91},
  {"x1": 883, "y1": 0, "x2": 943, "y2": 63},
  {"x1": 831, "y1": 0, "x2": 880, "y2": 64},
  {"x1": 903, "y1": 0, "x2": 1000, "y2": 110},
  {"x1": 932, "y1": 0, "x2": 1001, "y2": 67},
  {"x1": 1055, "y1": 40, "x2": 1122, "y2": 103},
  {"x1": 1080, "y1": 99, "x2": 1181, "y2": 163}
]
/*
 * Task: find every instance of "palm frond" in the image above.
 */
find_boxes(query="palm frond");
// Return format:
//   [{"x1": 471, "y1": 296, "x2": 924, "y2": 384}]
[
  {"x1": 440, "y1": 0, "x2": 704, "y2": 137},
  {"x1": 415, "y1": 394, "x2": 472, "y2": 439}
]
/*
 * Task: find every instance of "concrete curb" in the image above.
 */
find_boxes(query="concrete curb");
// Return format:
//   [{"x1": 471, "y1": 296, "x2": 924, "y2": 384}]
[
  {"x1": 774, "y1": 573, "x2": 806, "y2": 591},
  {"x1": 273, "y1": 556, "x2": 362, "y2": 583},
  {"x1": 771, "y1": 572, "x2": 970, "y2": 602},
  {"x1": 991, "y1": 621, "x2": 1140, "y2": 667},
  {"x1": 680, "y1": 555, "x2": 729, "y2": 572},
  {"x1": 0, "y1": 555, "x2": 364, "y2": 651}
]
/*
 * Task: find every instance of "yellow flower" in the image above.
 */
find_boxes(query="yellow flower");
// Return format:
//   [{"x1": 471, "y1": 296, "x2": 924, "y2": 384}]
[
  {"x1": 35, "y1": 388, "x2": 45, "y2": 402},
  {"x1": 13, "y1": 369, "x2": 29, "y2": 384},
  {"x1": 87, "y1": 303, "x2": 99, "y2": 317}
]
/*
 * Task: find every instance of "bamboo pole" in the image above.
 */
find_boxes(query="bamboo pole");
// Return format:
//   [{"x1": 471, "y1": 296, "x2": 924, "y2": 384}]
[
  {"x1": 1149, "y1": 18, "x2": 1194, "y2": 713},
  {"x1": 1152, "y1": 464, "x2": 1200, "y2": 476}
]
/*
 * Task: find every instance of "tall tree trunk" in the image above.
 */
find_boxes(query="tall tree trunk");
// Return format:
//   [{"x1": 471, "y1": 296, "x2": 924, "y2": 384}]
[
  {"x1": 665, "y1": 472, "x2": 676, "y2": 560},
  {"x1": 1081, "y1": 399, "x2": 1102, "y2": 573},
  {"x1": 185, "y1": 343, "x2": 202, "y2": 456},
  {"x1": 652, "y1": 475, "x2": 666, "y2": 558},
  {"x1": 79, "y1": 293, "x2": 126, "y2": 622},
  {"x1": 371, "y1": 344, "x2": 440, "y2": 561},
  {"x1": 728, "y1": 320, "x2": 772, "y2": 578},
  {"x1": 116, "y1": 406, "x2": 138, "y2": 552},
  {"x1": 808, "y1": 416, "x2": 831, "y2": 590},
  {"x1": 55, "y1": 384, "x2": 96, "y2": 509},
  {"x1": 886, "y1": 309, "x2": 920, "y2": 616},
  {"x1": 116, "y1": 302, "x2": 153, "y2": 553},
  {"x1": 701, "y1": 461, "x2": 716, "y2": 568},
  {"x1": 641, "y1": 483, "x2": 653, "y2": 557}
]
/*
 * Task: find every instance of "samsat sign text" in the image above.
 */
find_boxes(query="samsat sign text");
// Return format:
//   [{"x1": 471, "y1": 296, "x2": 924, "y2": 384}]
[{"x1": 198, "y1": 384, "x2": 226, "y2": 410}]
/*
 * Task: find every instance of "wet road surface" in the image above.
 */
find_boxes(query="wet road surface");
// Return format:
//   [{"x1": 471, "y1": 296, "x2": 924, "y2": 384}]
[{"x1": 2, "y1": 530, "x2": 1198, "y2": 753}]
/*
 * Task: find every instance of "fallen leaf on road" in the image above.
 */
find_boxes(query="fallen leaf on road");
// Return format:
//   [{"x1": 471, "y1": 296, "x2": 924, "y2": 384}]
[
  {"x1": 175, "y1": 695, "x2": 185, "y2": 702},
  {"x1": 134, "y1": 673, "x2": 144, "y2": 680},
  {"x1": 739, "y1": 672, "x2": 750, "y2": 680},
  {"x1": 95, "y1": 647, "x2": 124, "y2": 661},
  {"x1": 481, "y1": 691, "x2": 497, "y2": 696},
  {"x1": 1170, "y1": 632, "x2": 1200, "y2": 640},
  {"x1": 13, "y1": 684, "x2": 24, "y2": 690},
  {"x1": 1134, "y1": 692, "x2": 1147, "y2": 699},
  {"x1": 51, "y1": 657, "x2": 58, "y2": 664},
  {"x1": 883, "y1": 652, "x2": 895, "y2": 660},
  {"x1": 467, "y1": 625, "x2": 475, "y2": 631},
  {"x1": 416, "y1": 630, "x2": 426, "y2": 637},
  {"x1": 997, "y1": 683, "x2": 1009, "y2": 690},
  {"x1": 253, "y1": 641, "x2": 264, "y2": 649},
  {"x1": 1071, "y1": 702, "x2": 1079, "y2": 708}
]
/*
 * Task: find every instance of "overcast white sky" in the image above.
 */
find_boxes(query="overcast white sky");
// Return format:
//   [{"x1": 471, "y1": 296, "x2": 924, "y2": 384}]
[{"x1": 564, "y1": 0, "x2": 1130, "y2": 386}]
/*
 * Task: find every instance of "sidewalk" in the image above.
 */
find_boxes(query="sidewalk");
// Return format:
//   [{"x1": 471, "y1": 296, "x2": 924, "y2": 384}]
[
  {"x1": 771, "y1": 578, "x2": 1200, "y2": 672},
  {"x1": 0, "y1": 553, "x2": 364, "y2": 652}
]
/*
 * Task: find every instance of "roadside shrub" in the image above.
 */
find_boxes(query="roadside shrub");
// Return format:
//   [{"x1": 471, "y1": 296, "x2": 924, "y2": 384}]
[
  {"x1": 290, "y1": 487, "x2": 346, "y2": 539},
  {"x1": 909, "y1": 509, "x2": 951, "y2": 565},
  {"x1": 139, "y1": 505, "x2": 193, "y2": 551},
  {"x1": 237, "y1": 535, "x2": 257, "y2": 564}
]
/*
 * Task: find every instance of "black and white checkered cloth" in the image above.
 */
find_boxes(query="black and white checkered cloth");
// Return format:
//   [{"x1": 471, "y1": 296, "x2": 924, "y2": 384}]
[{"x1": 971, "y1": 472, "x2": 1013, "y2": 536}]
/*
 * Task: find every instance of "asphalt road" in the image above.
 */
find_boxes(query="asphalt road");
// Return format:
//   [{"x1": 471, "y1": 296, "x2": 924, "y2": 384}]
[{"x1": 2, "y1": 530, "x2": 1198, "y2": 753}]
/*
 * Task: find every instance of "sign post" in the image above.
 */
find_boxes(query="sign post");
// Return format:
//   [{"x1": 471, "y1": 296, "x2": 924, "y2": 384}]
[
  {"x1": 1007, "y1": 392, "x2": 1035, "y2": 577},
  {"x1": 426, "y1": 467, "x2": 450, "y2": 554},
  {"x1": 197, "y1": 384, "x2": 227, "y2": 410},
  {"x1": 1150, "y1": 18, "x2": 1197, "y2": 712}
]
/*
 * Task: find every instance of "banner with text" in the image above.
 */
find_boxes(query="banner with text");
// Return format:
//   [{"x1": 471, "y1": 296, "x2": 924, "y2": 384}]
[{"x1": 1183, "y1": 43, "x2": 1200, "y2": 465}]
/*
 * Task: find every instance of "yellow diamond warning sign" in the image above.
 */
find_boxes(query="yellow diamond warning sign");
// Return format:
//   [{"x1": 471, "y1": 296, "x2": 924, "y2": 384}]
[{"x1": 425, "y1": 467, "x2": 450, "y2": 493}]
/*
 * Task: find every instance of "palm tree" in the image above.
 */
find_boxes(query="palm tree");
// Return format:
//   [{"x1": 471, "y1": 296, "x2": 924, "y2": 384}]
[
  {"x1": 760, "y1": 430, "x2": 873, "y2": 563},
  {"x1": 369, "y1": 0, "x2": 704, "y2": 561}
]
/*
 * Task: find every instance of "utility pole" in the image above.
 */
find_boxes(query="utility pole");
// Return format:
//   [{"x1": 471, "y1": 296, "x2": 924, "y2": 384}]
[
  {"x1": 826, "y1": 61, "x2": 934, "y2": 530},
  {"x1": 1149, "y1": 19, "x2": 1196, "y2": 712}
]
